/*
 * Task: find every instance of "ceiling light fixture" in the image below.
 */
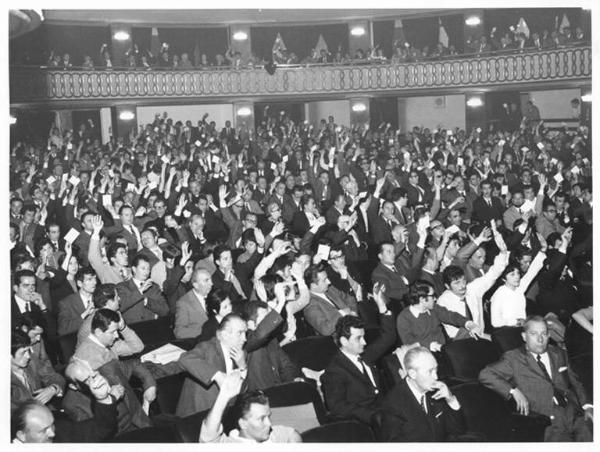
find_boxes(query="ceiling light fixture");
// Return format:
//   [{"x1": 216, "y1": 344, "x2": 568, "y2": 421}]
[
  {"x1": 465, "y1": 16, "x2": 481, "y2": 26},
  {"x1": 352, "y1": 103, "x2": 367, "y2": 112},
  {"x1": 119, "y1": 111, "x2": 135, "y2": 121},
  {"x1": 350, "y1": 26, "x2": 366, "y2": 37},
  {"x1": 114, "y1": 31, "x2": 130, "y2": 41},
  {"x1": 232, "y1": 31, "x2": 248, "y2": 41},
  {"x1": 466, "y1": 97, "x2": 483, "y2": 107},
  {"x1": 237, "y1": 107, "x2": 252, "y2": 116}
]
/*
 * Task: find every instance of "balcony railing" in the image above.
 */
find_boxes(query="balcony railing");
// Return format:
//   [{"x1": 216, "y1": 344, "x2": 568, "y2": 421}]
[{"x1": 10, "y1": 46, "x2": 591, "y2": 105}]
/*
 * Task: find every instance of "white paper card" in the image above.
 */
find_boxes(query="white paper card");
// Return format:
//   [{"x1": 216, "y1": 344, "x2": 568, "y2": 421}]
[
  {"x1": 46, "y1": 175, "x2": 57, "y2": 185},
  {"x1": 211, "y1": 155, "x2": 220, "y2": 164},
  {"x1": 270, "y1": 162, "x2": 277, "y2": 170},
  {"x1": 550, "y1": 158, "x2": 558, "y2": 165},
  {"x1": 161, "y1": 155, "x2": 170, "y2": 164},
  {"x1": 282, "y1": 155, "x2": 289, "y2": 163},
  {"x1": 445, "y1": 224, "x2": 461, "y2": 235},
  {"x1": 126, "y1": 183, "x2": 136, "y2": 192},
  {"x1": 536, "y1": 142, "x2": 544, "y2": 150},
  {"x1": 571, "y1": 166, "x2": 580, "y2": 175},
  {"x1": 498, "y1": 139, "x2": 505, "y2": 147},
  {"x1": 428, "y1": 161, "x2": 436, "y2": 169},
  {"x1": 457, "y1": 157, "x2": 464, "y2": 166},
  {"x1": 316, "y1": 244, "x2": 331, "y2": 261},
  {"x1": 102, "y1": 194, "x2": 112, "y2": 206},
  {"x1": 501, "y1": 185, "x2": 509, "y2": 195},
  {"x1": 68, "y1": 176, "x2": 80, "y2": 186},
  {"x1": 194, "y1": 140, "x2": 202, "y2": 147},
  {"x1": 553, "y1": 172, "x2": 564, "y2": 183},
  {"x1": 64, "y1": 228, "x2": 80, "y2": 244}
]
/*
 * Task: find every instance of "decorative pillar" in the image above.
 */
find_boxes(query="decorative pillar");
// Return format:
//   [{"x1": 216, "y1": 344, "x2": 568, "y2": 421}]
[
  {"x1": 99, "y1": 107, "x2": 112, "y2": 144},
  {"x1": 233, "y1": 102, "x2": 254, "y2": 136},
  {"x1": 229, "y1": 25, "x2": 251, "y2": 65},
  {"x1": 463, "y1": 9, "x2": 484, "y2": 53}
]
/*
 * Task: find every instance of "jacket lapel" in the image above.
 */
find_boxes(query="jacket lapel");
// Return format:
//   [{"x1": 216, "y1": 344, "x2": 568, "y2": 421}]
[{"x1": 337, "y1": 352, "x2": 375, "y2": 388}]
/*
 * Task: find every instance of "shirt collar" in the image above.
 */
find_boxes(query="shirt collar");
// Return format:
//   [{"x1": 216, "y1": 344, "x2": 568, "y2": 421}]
[
  {"x1": 14, "y1": 295, "x2": 29, "y2": 312},
  {"x1": 409, "y1": 305, "x2": 430, "y2": 318},
  {"x1": 88, "y1": 333, "x2": 107, "y2": 350},
  {"x1": 406, "y1": 377, "x2": 428, "y2": 404}
]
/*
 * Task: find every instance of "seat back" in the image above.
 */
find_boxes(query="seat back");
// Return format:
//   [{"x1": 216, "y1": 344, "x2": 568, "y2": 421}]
[
  {"x1": 129, "y1": 316, "x2": 175, "y2": 347},
  {"x1": 57, "y1": 333, "x2": 78, "y2": 364},
  {"x1": 111, "y1": 425, "x2": 177, "y2": 442},
  {"x1": 452, "y1": 382, "x2": 513, "y2": 441},
  {"x1": 155, "y1": 372, "x2": 188, "y2": 415},
  {"x1": 443, "y1": 338, "x2": 501, "y2": 382},
  {"x1": 301, "y1": 421, "x2": 375, "y2": 442},
  {"x1": 282, "y1": 336, "x2": 337, "y2": 371},
  {"x1": 264, "y1": 380, "x2": 327, "y2": 431},
  {"x1": 491, "y1": 327, "x2": 523, "y2": 353},
  {"x1": 175, "y1": 410, "x2": 208, "y2": 442}
]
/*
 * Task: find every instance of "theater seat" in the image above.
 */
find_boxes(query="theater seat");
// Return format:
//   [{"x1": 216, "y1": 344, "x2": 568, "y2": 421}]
[
  {"x1": 264, "y1": 380, "x2": 328, "y2": 431},
  {"x1": 129, "y1": 316, "x2": 175, "y2": 348},
  {"x1": 491, "y1": 326, "x2": 523, "y2": 353},
  {"x1": 175, "y1": 407, "x2": 238, "y2": 442},
  {"x1": 282, "y1": 336, "x2": 337, "y2": 371},
  {"x1": 110, "y1": 425, "x2": 178, "y2": 442},
  {"x1": 155, "y1": 372, "x2": 188, "y2": 415},
  {"x1": 301, "y1": 420, "x2": 375, "y2": 442},
  {"x1": 443, "y1": 338, "x2": 500, "y2": 383},
  {"x1": 452, "y1": 382, "x2": 550, "y2": 442}
]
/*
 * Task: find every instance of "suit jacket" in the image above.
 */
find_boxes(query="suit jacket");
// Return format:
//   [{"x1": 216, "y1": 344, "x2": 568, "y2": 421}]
[
  {"x1": 104, "y1": 220, "x2": 142, "y2": 258},
  {"x1": 57, "y1": 292, "x2": 88, "y2": 336},
  {"x1": 380, "y1": 377, "x2": 466, "y2": 441},
  {"x1": 471, "y1": 196, "x2": 504, "y2": 224},
  {"x1": 303, "y1": 287, "x2": 358, "y2": 336},
  {"x1": 371, "y1": 262, "x2": 410, "y2": 305},
  {"x1": 174, "y1": 289, "x2": 208, "y2": 339},
  {"x1": 371, "y1": 215, "x2": 395, "y2": 245},
  {"x1": 291, "y1": 210, "x2": 311, "y2": 237},
  {"x1": 54, "y1": 400, "x2": 118, "y2": 442},
  {"x1": 11, "y1": 296, "x2": 47, "y2": 330},
  {"x1": 72, "y1": 230, "x2": 92, "y2": 267},
  {"x1": 321, "y1": 313, "x2": 396, "y2": 424},
  {"x1": 418, "y1": 270, "x2": 445, "y2": 297},
  {"x1": 282, "y1": 194, "x2": 301, "y2": 224},
  {"x1": 138, "y1": 246, "x2": 161, "y2": 268},
  {"x1": 479, "y1": 345, "x2": 589, "y2": 418},
  {"x1": 116, "y1": 278, "x2": 169, "y2": 325}
]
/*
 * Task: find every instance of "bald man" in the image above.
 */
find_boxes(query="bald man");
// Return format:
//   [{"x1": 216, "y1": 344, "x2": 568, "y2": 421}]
[
  {"x1": 12, "y1": 359, "x2": 121, "y2": 443},
  {"x1": 174, "y1": 268, "x2": 213, "y2": 339}
]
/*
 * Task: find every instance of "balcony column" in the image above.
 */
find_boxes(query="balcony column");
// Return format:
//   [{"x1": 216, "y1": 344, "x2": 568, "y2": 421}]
[
  {"x1": 463, "y1": 10, "x2": 484, "y2": 53},
  {"x1": 229, "y1": 25, "x2": 251, "y2": 65},
  {"x1": 99, "y1": 107, "x2": 112, "y2": 145},
  {"x1": 233, "y1": 102, "x2": 254, "y2": 137},
  {"x1": 110, "y1": 24, "x2": 133, "y2": 67},
  {"x1": 348, "y1": 20, "x2": 371, "y2": 58},
  {"x1": 113, "y1": 105, "x2": 138, "y2": 141},
  {"x1": 350, "y1": 98, "x2": 370, "y2": 128}
]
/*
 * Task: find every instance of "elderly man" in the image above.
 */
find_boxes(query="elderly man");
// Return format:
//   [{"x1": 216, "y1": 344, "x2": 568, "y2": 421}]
[
  {"x1": 379, "y1": 347, "x2": 467, "y2": 441},
  {"x1": 174, "y1": 268, "x2": 213, "y2": 339},
  {"x1": 479, "y1": 316, "x2": 592, "y2": 441}
]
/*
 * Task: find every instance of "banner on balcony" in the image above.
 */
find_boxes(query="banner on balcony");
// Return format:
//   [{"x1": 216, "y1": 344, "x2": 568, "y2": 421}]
[
  {"x1": 272, "y1": 32, "x2": 287, "y2": 56},
  {"x1": 438, "y1": 18, "x2": 449, "y2": 48},
  {"x1": 515, "y1": 17, "x2": 530, "y2": 39},
  {"x1": 314, "y1": 34, "x2": 329, "y2": 56}
]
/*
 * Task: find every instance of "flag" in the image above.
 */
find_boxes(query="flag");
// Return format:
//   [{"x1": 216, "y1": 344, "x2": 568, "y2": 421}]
[
  {"x1": 515, "y1": 17, "x2": 530, "y2": 39},
  {"x1": 150, "y1": 27, "x2": 160, "y2": 58},
  {"x1": 393, "y1": 19, "x2": 407, "y2": 48},
  {"x1": 272, "y1": 32, "x2": 287, "y2": 54},
  {"x1": 438, "y1": 18, "x2": 449, "y2": 48},
  {"x1": 559, "y1": 13, "x2": 570, "y2": 33},
  {"x1": 314, "y1": 34, "x2": 329, "y2": 55}
]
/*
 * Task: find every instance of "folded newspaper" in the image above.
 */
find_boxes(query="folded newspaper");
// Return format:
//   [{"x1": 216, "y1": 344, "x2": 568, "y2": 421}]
[{"x1": 141, "y1": 343, "x2": 185, "y2": 365}]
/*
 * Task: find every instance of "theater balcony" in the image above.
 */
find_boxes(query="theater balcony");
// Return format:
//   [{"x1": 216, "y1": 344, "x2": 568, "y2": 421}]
[{"x1": 10, "y1": 46, "x2": 591, "y2": 108}]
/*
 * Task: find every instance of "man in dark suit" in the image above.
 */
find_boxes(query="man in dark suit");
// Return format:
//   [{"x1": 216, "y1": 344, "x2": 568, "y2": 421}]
[
  {"x1": 471, "y1": 180, "x2": 504, "y2": 225},
  {"x1": 282, "y1": 184, "x2": 303, "y2": 224},
  {"x1": 479, "y1": 316, "x2": 592, "y2": 441},
  {"x1": 11, "y1": 269, "x2": 49, "y2": 330},
  {"x1": 103, "y1": 205, "x2": 143, "y2": 262},
  {"x1": 18, "y1": 203, "x2": 45, "y2": 253},
  {"x1": 57, "y1": 267, "x2": 97, "y2": 336},
  {"x1": 325, "y1": 194, "x2": 348, "y2": 226},
  {"x1": 320, "y1": 285, "x2": 396, "y2": 425},
  {"x1": 370, "y1": 201, "x2": 398, "y2": 245},
  {"x1": 116, "y1": 254, "x2": 169, "y2": 325},
  {"x1": 176, "y1": 313, "x2": 248, "y2": 417},
  {"x1": 371, "y1": 242, "x2": 412, "y2": 311},
  {"x1": 379, "y1": 346, "x2": 467, "y2": 441}
]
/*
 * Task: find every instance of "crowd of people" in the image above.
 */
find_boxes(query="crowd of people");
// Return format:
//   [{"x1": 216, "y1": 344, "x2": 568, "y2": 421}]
[
  {"x1": 22, "y1": 15, "x2": 588, "y2": 71},
  {"x1": 9, "y1": 98, "x2": 593, "y2": 442}
]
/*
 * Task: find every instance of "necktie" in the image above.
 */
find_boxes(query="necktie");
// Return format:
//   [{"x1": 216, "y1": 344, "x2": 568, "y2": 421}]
[
  {"x1": 462, "y1": 299, "x2": 473, "y2": 321},
  {"x1": 536, "y1": 354, "x2": 551, "y2": 381},
  {"x1": 391, "y1": 266, "x2": 398, "y2": 273},
  {"x1": 536, "y1": 354, "x2": 567, "y2": 406},
  {"x1": 357, "y1": 357, "x2": 377, "y2": 389},
  {"x1": 25, "y1": 302, "x2": 31, "y2": 312},
  {"x1": 231, "y1": 357, "x2": 238, "y2": 370},
  {"x1": 420, "y1": 394, "x2": 428, "y2": 413}
]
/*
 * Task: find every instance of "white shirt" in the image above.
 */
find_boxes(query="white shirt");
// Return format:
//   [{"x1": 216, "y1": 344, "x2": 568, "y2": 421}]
[
  {"x1": 88, "y1": 333, "x2": 107, "y2": 350},
  {"x1": 14, "y1": 295, "x2": 31, "y2": 314},
  {"x1": 531, "y1": 351, "x2": 552, "y2": 379},
  {"x1": 438, "y1": 251, "x2": 511, "y2": 338},
  {"x1": 341, "y1": 350, "x2": 377, "y2": 390},
  {"x1": 490, "y1": 251, "x2": 546, "y2": 328},
  {"x1": 406, "y1": 377, "x2": 428, "y2": 412},
  {"x1": 193, "y1": 289, "x2": 206, "y2": 312}
]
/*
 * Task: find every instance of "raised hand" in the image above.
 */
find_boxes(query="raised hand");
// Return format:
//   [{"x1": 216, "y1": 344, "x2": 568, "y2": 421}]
[
  {"x1": 180, "y1": 241, "x2": 192, "y2": 265},
  {"x1": 91, "y1": 215, "x2": 104, "y2": 233}
]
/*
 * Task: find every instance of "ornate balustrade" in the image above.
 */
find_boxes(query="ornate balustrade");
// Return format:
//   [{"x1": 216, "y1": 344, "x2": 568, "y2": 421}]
[{"x1": 10, "y1": 46, "x2": 591, "y2": 105}]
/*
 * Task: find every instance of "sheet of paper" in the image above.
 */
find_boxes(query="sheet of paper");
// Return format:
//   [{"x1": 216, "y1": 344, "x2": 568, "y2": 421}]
[
  {"x1": 68, "y1": 176, "x2": 80, "y2": 186},
  {"x1": 316, "y1": 244, "x2": 331, "y2": 262},
  {"x1": 553, "y1": 172, "x2": 564, "y2": 183},
  {"x1": 445, "y1": 224, "x2": 461, "y2": 235},
  {"x1": 64, "y1": 228, "x2": 80, "y2": 244},
  {"x1": 161, "y1": 155, "x2": 170, "y2": 164},
  {"x1": 46, "y1": 175, "x2": 57, "y2": 185},
  {"x1": 501, "y1": 185, "x2": 509, "y2": 195},
  {"x1": 102, "y1": 194, "x2": 112, "y2": 206}
]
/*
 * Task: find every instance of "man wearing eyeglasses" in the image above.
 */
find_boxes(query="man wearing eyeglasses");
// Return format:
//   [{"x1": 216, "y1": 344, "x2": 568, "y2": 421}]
[
  {"x1": 479, "y1": 316, "x2": 592, "y2": 441},
  {"x1": 535, "y1": 202, "x2": 566, "y2": 240}
]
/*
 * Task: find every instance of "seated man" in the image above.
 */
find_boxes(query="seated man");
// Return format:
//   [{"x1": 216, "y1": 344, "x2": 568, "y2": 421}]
[
  {"x1": 380, "y1": 346, "x2": 467, "y2": 441},
  {"x1": 321, "y1": 283, "x2": 396, "y2": 425},
  {"x1": 11, "y1": 328, "x2": 64, "y2": 413},
  {"x1": 116, "y1": 254, "x2": 169, "y2": 324},
  {"x1": 11, "y1": 361, "x2": 122, "y2": 443},
  {"x1": 57, "y1": 267, "x2": 98, "y2": 336},
  {"x1": 479, "y1": 315, "x2": 592, "y2": 442},
  {"x1": 303, "y1": 263, "x2": 358, "y2": 336},
  {"x1": 76, "y1": 283, "x2": 143, "y2": 357},
  {"x1": 396, "y1": 281, "x2": 479, "y2": 353},
  {"x1": 174, "y1": 268, "x2": 212, "y2": 339},
  {"x1": 200, "y1": 371, "x2": 301, "y2": 443},
  {"x1": 211, "y1": 245, "x2": 246, "y2": 305}
]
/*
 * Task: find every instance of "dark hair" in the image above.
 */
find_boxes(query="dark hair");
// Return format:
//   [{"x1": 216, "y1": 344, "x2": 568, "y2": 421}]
[
  {"x1": 11, "y1": 329, "x2": 31, "y2": 356},
  {"x1": 93, "y1": 284, "x2": 118, "y2": 309},
  {"x1": 21, "y1": 204, "x2": 37, "y2": 215},
  {"x1": 15, "y1": 312, "x2": 43, "y2": 332},
  {"x1": 442, "y1": 265, "x2": 465, "y2": 286},
  {"x1": 546, "y1": 232, "x2": 562, "y2": 248},
  {"x1": 241, "y1": 229, "x2": 257, "y2": 247},
  {"x1": 390, "y1": 187, "x2": 408, "y2": 202},
  {"x1": 304, "y1": 263, "x2": 326, "y2": 287},
  {"x1": 522, "y1": 315, "x2": 547, "y2": 333},
  {"x1": 80, "y1": 211, "x2": 95, "y2": 224},
  {"x1": 300, "y1": 194, "x2": 316, "y2": 211},
  {"x1": 34, "y1": 237, "x2": 54, "y2": 258},
  {"x1": 407, "y1": 280, "x2": 435, "y2": 305},
  {"x1": 333, "y1": 315, "x2": 365, "y2": 347},
  {"x1": 500, "y1": 263, "x2": 521, "y2": 283},
  {"x1": 232, "y1": 390, "x2": 270, "y2": 425},
  {"x1": 213, "y1": 244, "x2": 231, "y2": 264},
  {"x1": 91, "y1": 308, "x2": 120, "y2": 333},
  {"x1": 75, "y1": 266, "x2": 96, "y2": 283},
  {"x1": 107, "y1": 241, "x2": 127, "y2": 262},
  {"x1": 376, "y1": 241, "x2": 394, "y2": 256},
  {"x1": 244, "y1": 300, "x2": 270, "y2": 323},
  {"x1": 13, "y1": 269, "x2": 36, "y2": 287},
  {"x1": 205, "y1": 288, "x2": 230, "y2": 318},
  {"x1": 131, "y1": 253, "x2": 150, "y2": 268},
  {"x1": 118, "y1": 204, "x2": 133, "y2": 216},
  {"x1": 259, "y1": 273, "x2": 284, "y2": 301}
]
